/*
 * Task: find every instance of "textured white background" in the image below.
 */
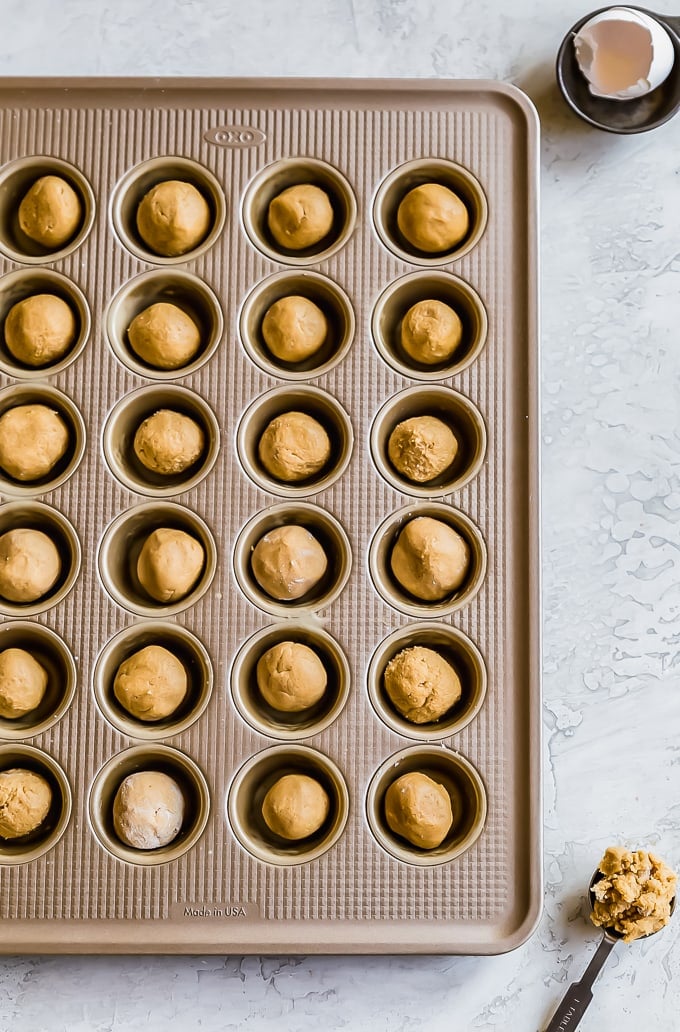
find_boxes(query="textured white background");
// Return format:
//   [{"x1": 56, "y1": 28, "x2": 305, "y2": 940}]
[{"x1": 1, "y1": 1, "x2": 679, "y2": 1030}]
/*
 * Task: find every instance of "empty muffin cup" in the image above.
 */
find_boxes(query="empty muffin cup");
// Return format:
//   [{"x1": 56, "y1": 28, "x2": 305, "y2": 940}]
[
  {"x1": 227, "y1": 744, "x2": 349, "y2": 865},
  {"x1": 0, "y1": 743, "x2": 72, "y2": 865},
  {"x1": 372, "y1": 271, "x2": 488, "y2": 380},
  {"x1": 98, "y1": 501, "x2": 216, "y2": 618},
  {"x1": 366, "y1": 744, "x2": 487, "y2": 866},
  {"x1": 0, "y1": 384, "x2": 86, "y2": 497},
  {"x1": 88, "y1": 744, "x2": 210, "y2": 866},
  {"x1": 0, "y1": 501, "x2": 80, "y2": 617},
  {"x1": 0, "y1": 622, "x2": 77, "y2": 740},
  {"x1": 237, "y1": 384, "x2": 353, "y2": 497},
  {"x1": 373, "y1": 158, "x2": 487, "y2": 266}
]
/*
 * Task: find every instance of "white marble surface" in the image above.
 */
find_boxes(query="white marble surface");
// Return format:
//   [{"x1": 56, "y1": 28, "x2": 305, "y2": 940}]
[{"x1": 1, "y1": 1, "x2": 679, "y2": 1029}]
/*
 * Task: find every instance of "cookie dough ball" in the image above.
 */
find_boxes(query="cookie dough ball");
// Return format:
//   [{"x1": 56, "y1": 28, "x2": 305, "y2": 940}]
[
  {"x1": 384, "y1": 646, "x2": 461, "y2": 724},
  {"x1": 113, "y1": 770, "x2": 184, "y2": 850},
  {"x1": 127, "y1": 302, "x2": 201, "y2": 371},
  {"x1": 267, "y1": 184, "x2": 334, "y2": 251},
  {"x1": 262, "y1": 773, "x2": 330, "y2": 840},
  {"x1": 258, "y1": 411, "x2": 331, "y2": 482},
  {"x1": 0, "y1": 768, "x2": 52, "y2": 839},
  {"x1": 262, "y1": 296, "x2": 328, "y2": 364},
  {"x1": 136, "y1": 180, "x2": 211, "y2": 257},
  {"x1": 0, "y1": 405, "x2": 69, "y2": 482},
  {"x1": 134, "y1": 409, "x2": 205, "y2": 476},
  {"x1": 385, "y1": 771, "x2": 453, "y2": 849},
  {"x1": 251, "y1": 525, "x2": 327, "y2": 601},
  {"x1": 0, "y1": 648, "x2": 48, "y2": 719},
  {"x1": 18, "y1": 175, "x2": 82, "y2": 249},
  {"x1": 388, "y1": 416, "x2": 458, "y2": 484},
  {"x1": 0, "y1": 528, "x2": 61, "y2": 604},
  {"x1": 390, "y1": 516, "x2": 469, "y2": 602},
  {"x1": 137, "y1": 527, "x2": 205, "y2": 604},
  {"x1": 113, "y1": 644, "x2": 187, "y2": 722},
  {"x1": 397, "y1": 183, "x2": 469, "y2": 254},
  {"x1": 257, "y1": 641, "x2": 327, "y2": 712},
  {"x1": 4, "y1": 294, "x2": 77, "y2": 367},
  {"x1": 401, "y1": 300, "x2": 463, "y2": 365}
]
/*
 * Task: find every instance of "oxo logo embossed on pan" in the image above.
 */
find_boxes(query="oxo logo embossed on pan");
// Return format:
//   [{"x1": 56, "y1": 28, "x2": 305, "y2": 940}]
[{"x1": 203, "y1": 125, "x2": 266, "y2": 147}]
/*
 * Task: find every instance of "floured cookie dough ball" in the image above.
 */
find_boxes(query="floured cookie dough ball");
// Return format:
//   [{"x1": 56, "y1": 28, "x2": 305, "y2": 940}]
[
  {"x1": 385, "y1": 771, "x2": 453, "y2": 849},
  {"x1": 397, "y1": 183, "x2": 469, "y2": 253},
  {"x1": 257, "y1": 641, "x2": 327, "y2": 712},
  {"x1": 388, "y1": 415, "x2": 457, "y2": 484},
  {"x1": 262, "y1": 296, "x2": 327, "y2": 364},
  {"x1": 258, "y1": 411, "x2": 331, "y2": 482},
  {"x1": 4, "y1": 294, "x2": 77, "y2": 367},
  {"x1": 0, "y1": 405, "x2": 69, "y2": 482},
  {"x1": 18, "y1": 175, "x2": 82, "y2": 249},
  {"x1": 136, "y1": 180, "x2": 211, "y2": 257},
  {"x1": 134, "y1": 409, "x2": 205, "y2": 476},
  {"x1": 137, "y1": 527, "x2": 205, "y2": 604},
  {"x1": 401, "y1": 300, "x2": 463, "y2": 365},
  {"x1": 591, "y1": 847, "x2": 678, "y2": 942},
  {"x1": 262, "y1": 773, "x2": 330, "y2": 840},
  {"x1": 390, "y1": 516, "x2": 469, "y2": 602},
  {"x1": 113, "y1": 770, "x2": 184, "y2": 850},
  {"x1": 0, "y1": 768, "x2": 52, "y2": 839},
  {"x1": 127, "y1": 302, "x2": 201, "y2": 370},
  {"x1": 268, "y1": 184, "x2": 334, "y2": 251},
  {"x1": 251, "y1": 525, "x2": 327, "y2": 601},
  {"x1": 0, "y1": 528, "x2": 61, "y2": 604},
  {"x1": 114, "y1": 644, "x2": 188, "y2": 722},
  {"x1": 0, "y1": 648, "x2": 48, "y2": 719},
  {"x1": 384, "y1": 646, "x2": 461, "y2": 724}
]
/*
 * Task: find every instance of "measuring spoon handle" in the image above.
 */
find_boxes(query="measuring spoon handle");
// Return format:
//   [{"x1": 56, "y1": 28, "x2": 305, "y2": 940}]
[{"x1": 543, "y1": 936, "x2": 616, "y2": 1032}]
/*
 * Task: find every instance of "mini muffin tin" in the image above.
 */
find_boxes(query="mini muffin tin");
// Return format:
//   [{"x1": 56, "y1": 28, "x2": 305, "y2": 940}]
[{"x1": 0, "y1": 78, "x2": 539, "y2": 954}]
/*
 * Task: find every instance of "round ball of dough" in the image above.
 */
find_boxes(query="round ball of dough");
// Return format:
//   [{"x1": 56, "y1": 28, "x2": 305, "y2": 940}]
[
  {"x1": 387, "y1": 415, "x2": 458, "y2": 483},
  {"x1": 401, "y1": 300, "x2": 463, "y2": 365},
  {"x1": 261, "y1": 296, "x2": 328, "y2": 364},
  {"x1": 137, "y1": 527, "x2": 205, "y2": 604},
  {"x1": 0, "y1": 528, "x2": 61, "y2": 604},
  {"x1": 0, "y1": 648, "x2": 48, "y2": 719},
  {"x1": 256, "y1": 641, "x2": 327, "y2": 712},
  {"x1": 267, "y1": 184, "x2": 334, "y2": 251},
  {"x1": 134, "y1": 409, "x2": 205, "y2": 476},
  {"x1": 390, "y1": 516, "x2": 469, "y2": 602},
  {"x1": 251, "y1": 525, "x2": 328, "y2": 601},
  {"x1": 384, "y1": 646, "x2": 461, "y2": 724},
  {"x1": 384, "y1": 771, "x2": 453, "y2": 849},
  {"x1": 258, "y1": 411, "x2": 331, "y2": 482},
  {"x1": 113, "y1": 770, "x2": 184, "y2": 850},
  {"x1": 18, "y1": 175, "x2": 82, "y2": 249},
  {"x1": 136, "y1": 180, "x2": 211, "y2": 257},
  {"x1": 0, "y1": 405, "x2": 69, "y2": 482},
  {"x1": 4, "y1": 294, "x2": 77, "y2": 367},
  {"x1": 0, "y1": 767, "x2": 52, "y2": 839},
  {"x1": 262, "y1": 773, "x2": 330, "y2": 840},
  {"x1": 397, "y1": 183, "x2": 469, "y2": 253},
  {"x1": 113, "y1": 644, "x2": 188, "y2": 722},
  {"x1": 127, "y1": 302, "x2": 201, "y2": 371}
]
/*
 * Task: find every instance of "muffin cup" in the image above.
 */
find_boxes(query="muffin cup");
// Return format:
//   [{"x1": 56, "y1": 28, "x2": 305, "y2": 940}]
[
  {"x1": 88, "y1": 744, "x2": 210, "y2": 866},
  {"x1": 102, "y1": 384, "x2": 220, "y2": 497},
  {"x1": 0, "y1": 384, "x2": 86, "y2": 498},
  {"x1": 227, "y1": 744, "x2": 349, "y2": 866},
  {"x1": 366, "y1": 623, "x2": 487, "y2": 740},
  {"x1": 371, "y1": 271, "x2": 488, "y2": 381},
  {"x1": 232, "y1": 501, "x2": 351, "y2": 617},
  {"x1": 372, "y1": 157, "x2": 487, "y2": 266},
  {"x1": 0, "y1": 743, "x2": 72, "y2": 865},
  {"x1": 0, "y1": 156, "x2": 95, "y2": 264},
  {"x1": 365, "y1": 744, "x2": 487, "y2": 866},
  {"x1": 230, "y1": 622, "x2": 351, "y2": 740},
  {"x1": 236, "y1": 385, "x2": 353, "y2": 497},
  {"x1": 239, "y1": 270, "x2": 355, "y2": 380},
  {"x1": 97, "y1": 501, "x2": 217, "y2": 618},
  {"x1": 0, "y1": 501, "x2": 81, "y2": 617},
  {"x1": 370, "y1": 385, "x2": 487, "y2": 497},
  {"x1": 93, "y1": 622, "x2": 213, "y2": 741},
  {"x1": 241, "y1": 157, "x2": 357, "y2": 265},
  {"x1": 0, "y1": 623, "x2": 77, "y2": 740},
  {"x1": 110, "y1": 156, "x2": 226, "y2": 265},
  {"x1": 368, "y1": 501, "x2": 487, "y2": 618}
]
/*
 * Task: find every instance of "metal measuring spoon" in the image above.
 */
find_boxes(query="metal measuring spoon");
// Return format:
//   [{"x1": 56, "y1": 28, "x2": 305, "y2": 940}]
[{"x1": 556, "y1": 5, "x2": 680, "y2": 132}]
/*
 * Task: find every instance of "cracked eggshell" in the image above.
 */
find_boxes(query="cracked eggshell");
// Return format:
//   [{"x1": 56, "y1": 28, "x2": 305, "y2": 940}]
[{"x1": 574, "y1": 6, "x2": 675, "y2": 100}]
